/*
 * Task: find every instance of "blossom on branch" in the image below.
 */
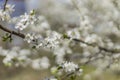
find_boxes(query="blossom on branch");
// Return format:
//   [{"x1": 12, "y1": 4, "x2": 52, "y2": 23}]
[
  {"x1": 15, "y1": 10, "x2": 37, "y2": 30},
  {"x1": 0, "y1": 4, "x2": 14, "y2": 21}
]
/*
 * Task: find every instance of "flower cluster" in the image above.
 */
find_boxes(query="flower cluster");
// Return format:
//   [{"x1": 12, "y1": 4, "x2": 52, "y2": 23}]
[
  {"x1": 42, "y1": 31, "x2": 62, "y2": 48},
  {"x1": 0, "y1": 4, "x2": 14, "y2": 21},
  {"x1": 62, "y1": 61, "x2": 79, "y2": 72},
  {"x1": 15, "y1": 10, "x2": 37, "y2": 30},
  {"x1": 50, "y1": 61, "x2": 83, "y2": 80},
  {"x1": 24, "y1": 31, "x2": 62, "y2": 49},
  {"x1": 24, "y1": 33, "x2": 35, "y2": 43},
  {"x1": 61, "y1": 61, "x2": 83, "y2": 75}
]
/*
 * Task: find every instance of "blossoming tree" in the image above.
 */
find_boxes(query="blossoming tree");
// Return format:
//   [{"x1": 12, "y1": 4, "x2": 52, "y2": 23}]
[{"x1": 0, "y1": 0, "x2": 120, "y2": 80}]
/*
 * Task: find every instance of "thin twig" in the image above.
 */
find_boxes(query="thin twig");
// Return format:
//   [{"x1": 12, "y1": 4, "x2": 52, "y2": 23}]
[
  {"x1": 3, "y1": 0, "x2": 8, "y2": 11},
  {"x1": 65, "y1": 36, "x2": 118, "y2": 53}
]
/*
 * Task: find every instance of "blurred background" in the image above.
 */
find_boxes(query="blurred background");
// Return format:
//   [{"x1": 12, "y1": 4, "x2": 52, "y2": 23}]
[{"x1": 0, "y1": 0, "x2": 120, "y2": 80}]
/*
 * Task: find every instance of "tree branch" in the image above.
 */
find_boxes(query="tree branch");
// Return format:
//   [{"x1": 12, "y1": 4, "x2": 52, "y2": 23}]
[
  {"x1": 0, "y1": 24, "x2": 119, "y2": 54},
  {"x1": 3, "y1": 0, "x2": 9, "y2": 11},
  {"x1": 0, "y1": 24, "x2": 25, "y2": 38},
  {"x1": 65, "y1": 36, "x2": 119, "y2": 53}
]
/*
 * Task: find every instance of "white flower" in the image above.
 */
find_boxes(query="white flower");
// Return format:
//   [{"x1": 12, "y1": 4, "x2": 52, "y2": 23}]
[
  {"x1": 15, "y1": 21, "x2": 27, "y2": 30},
  {"x1": 0, "y1": 4, "x2": 14, "y2": 21},
  {"x1": 37, "y1": 31, "x2": 62, "y2": 49},
  {"x1": 0, "y1": 10, "x2": 10, "y2": 21},
  {"x1": 15, "y1": 10, "x2": 37, "y2": 30},
  {"x1": 67, "y1": 28, "x2": 81, "y2": 39},
  {"x1": 5, "y1": 4, "x2": 15, "y2": 13},
  {"x1": 62, "y1": 61, "x2": 79, "y2": 72},
  {"x1": 24, "y1": 33, "x2": 34, "y2": 43}
]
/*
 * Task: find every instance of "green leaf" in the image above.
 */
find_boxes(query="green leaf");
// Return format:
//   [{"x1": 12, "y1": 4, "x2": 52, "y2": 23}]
[{"x1": 63, "y1": 34, "x2": 68, "y2": 39}]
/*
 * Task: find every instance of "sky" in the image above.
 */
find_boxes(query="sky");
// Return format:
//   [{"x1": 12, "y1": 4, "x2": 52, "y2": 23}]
[{"x1": 0, "y1": 0, "x2": 26, "y2": 16}]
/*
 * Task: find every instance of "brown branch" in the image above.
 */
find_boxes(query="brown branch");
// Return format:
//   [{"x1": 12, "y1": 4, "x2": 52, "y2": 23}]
[
  {"x1": 65, "y1": 36, "x2": 119, "y2": 53},
  {"x1": 3, "y1": 0, "x2": 8, "y2": 11},
  {"x1": 0, "y1": 23, "x2": 119, "y2": 54},
  {"x1": 0, "y1": 24, "x2": 25, "y2": 38},
  {"x1": 70, "y1": 0, "x2": 119, "y2": 53}
]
